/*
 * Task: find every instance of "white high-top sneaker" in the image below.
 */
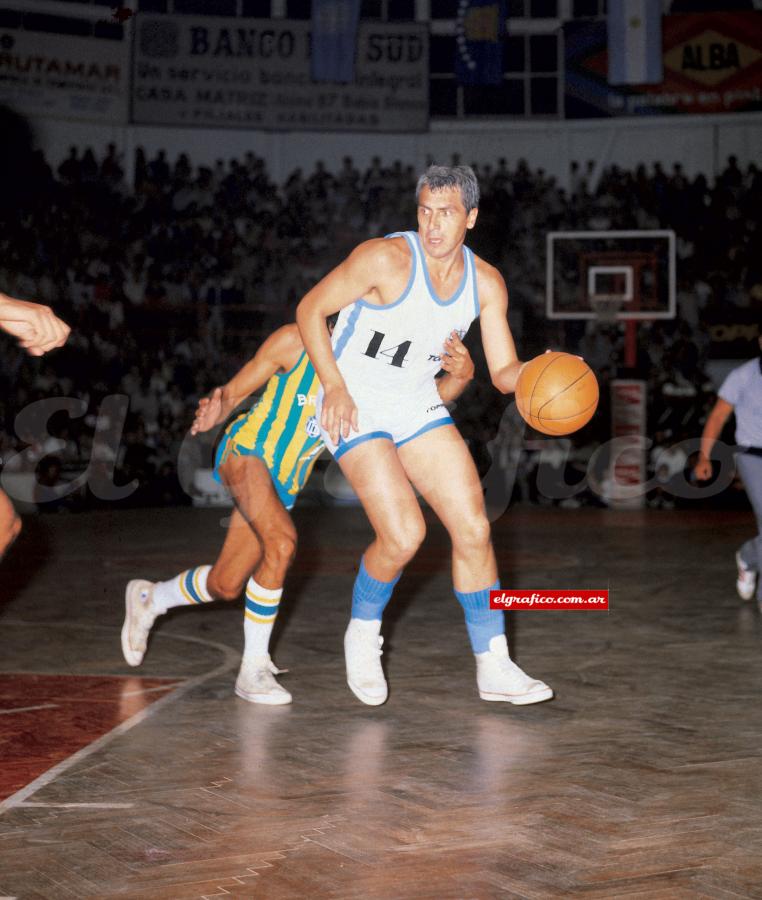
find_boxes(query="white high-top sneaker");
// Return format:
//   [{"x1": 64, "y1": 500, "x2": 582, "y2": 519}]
[
  {"x1": 475, "y1": 634, "x2": 553, "y2": 705},
  {"x1": 344, "y1": 618, "x2": 387, "y2": 706},
  {"x1": 235, "y1": 655, "x2": 292, "y2": 705},
  {"x1": 121, "y1": 580, "x2": 158, "y2": 667}
]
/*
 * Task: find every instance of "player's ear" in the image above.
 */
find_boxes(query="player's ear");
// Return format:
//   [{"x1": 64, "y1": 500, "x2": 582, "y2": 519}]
[{"x1": 466, "y1": 207, "x2": 478, "y2": 230}]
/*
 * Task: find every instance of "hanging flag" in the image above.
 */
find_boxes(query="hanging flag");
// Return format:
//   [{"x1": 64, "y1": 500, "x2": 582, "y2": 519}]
[
  {"x1": 607, "y1": 0, "x2": 663, "y2": 85},
  {"x1": 455, "y1": 0, "x2": 506, "y2": 86},
  {"x1": 311, "y1": 0, "x2": 363, "y2": 84}
]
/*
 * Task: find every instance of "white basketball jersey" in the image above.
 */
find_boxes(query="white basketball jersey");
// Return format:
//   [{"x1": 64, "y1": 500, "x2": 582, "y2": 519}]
[{"x1": 331, "y1": 231, "x2": 479, "y2": 399}]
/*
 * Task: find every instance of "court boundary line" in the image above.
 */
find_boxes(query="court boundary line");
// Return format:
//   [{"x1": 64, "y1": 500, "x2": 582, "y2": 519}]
[{"x1": 0, "y1": 626, "x2": 239, "y2": 815}]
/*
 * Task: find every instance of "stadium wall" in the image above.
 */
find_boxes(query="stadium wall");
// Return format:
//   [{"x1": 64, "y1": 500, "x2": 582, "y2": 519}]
[{"x1": 31, "y1": 111, "x2": 762, "y2": 188}]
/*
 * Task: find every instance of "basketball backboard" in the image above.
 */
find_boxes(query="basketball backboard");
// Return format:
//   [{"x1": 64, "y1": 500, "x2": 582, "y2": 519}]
[{"x1": 546, "y1": 231, "x2": 676, "y2": 321}]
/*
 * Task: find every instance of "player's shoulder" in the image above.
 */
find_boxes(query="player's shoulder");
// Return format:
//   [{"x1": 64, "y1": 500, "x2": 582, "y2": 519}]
[
  {"x1": 268, "y1": 323, "x2": 303, "y2": 349},
  {"x1": 266, "y1": 324, "x2": 305, "y2": 370},
  {"x1": 471, "y1": 252, "x2": 508, "y2": 301},
  {"x1": 348, "y1": 235, "x2": 411, "y2": 274}
]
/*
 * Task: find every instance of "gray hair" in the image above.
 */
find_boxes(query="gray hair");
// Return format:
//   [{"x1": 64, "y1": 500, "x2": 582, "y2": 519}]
[{"x1": 415, "y1": 165, "x2": 480, "y2": 213}]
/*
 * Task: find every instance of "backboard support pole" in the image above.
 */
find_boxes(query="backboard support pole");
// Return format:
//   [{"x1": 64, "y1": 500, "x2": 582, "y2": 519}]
[{"x1": 625, "y1": 321, "x2": 638, "y2": 369}]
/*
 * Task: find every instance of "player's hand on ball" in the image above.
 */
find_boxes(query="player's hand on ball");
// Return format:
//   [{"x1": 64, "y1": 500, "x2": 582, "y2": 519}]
[
  {"x1": 441, "y1": 332, "x2": 474, "y2": 382},
  {"x1": 191, "y1": 387, "x2": 223, "y2": 435},
  {"x1": 322, "y1": 384, "x2": 358, "y2": 444}
]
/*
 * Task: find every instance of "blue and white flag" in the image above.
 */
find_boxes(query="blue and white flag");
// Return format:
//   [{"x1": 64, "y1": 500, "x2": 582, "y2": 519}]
[
  {"x1": 455, "y1": 0, "x2": 506, "y2": 86},
  {"x1": 607, "y1": 0, "x2": 663, "y2": 86},
  {"x1": 311, "y1": 0, "x2": 362, "y2": 84}
]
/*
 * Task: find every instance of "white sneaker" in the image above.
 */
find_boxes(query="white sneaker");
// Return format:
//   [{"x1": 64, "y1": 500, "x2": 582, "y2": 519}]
[
  {"x1": 475, "y1": 635, "x2": 553, "y2": 705},
  {"x1": 344, "y1": 618, "x2": 387, "y2": 706},
  {"x1": 235, "y1": 655, "x2": 292, "y2": 705},
  {"x1": 735, "y1": 552, "x2": 757, "y2": 601},
  {"x1": 121, "y1": 580, "x2": 158, "y2": 667}
]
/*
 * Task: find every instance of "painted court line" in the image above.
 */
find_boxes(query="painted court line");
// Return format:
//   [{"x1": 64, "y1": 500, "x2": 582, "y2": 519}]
[
  {"x1": 0, "y1": 703, "x2": 59, "y2": 716},
  {"x1": 0, "y1": 627, "x2": 239, "y2": 815},
  {"x1": 17, "y1": 802, "x2": 136, "y2": 809},
  {"x1": 118, "y1": 684, "x2": 184, "y2": 696}
]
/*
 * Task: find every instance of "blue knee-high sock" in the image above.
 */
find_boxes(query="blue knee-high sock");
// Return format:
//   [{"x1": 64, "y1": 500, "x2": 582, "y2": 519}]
[
  {"x1": 351, "y1": 557, "x2": 401, "y2": 621},
  {"x1": 455, "y1": 580, "x2": 503, "y2": 653}
]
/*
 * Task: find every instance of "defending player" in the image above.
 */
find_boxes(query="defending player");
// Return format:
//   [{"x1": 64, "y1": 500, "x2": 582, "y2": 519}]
[
  {"x1": 0, "y1": 292, "x2": 70, "y2": 557},
  {"x1": 121, "y1": 321, "x2": 476, "y2": 704},
  {"x1": 296, "y1": 165, "x2": 553, "y2": 707}
]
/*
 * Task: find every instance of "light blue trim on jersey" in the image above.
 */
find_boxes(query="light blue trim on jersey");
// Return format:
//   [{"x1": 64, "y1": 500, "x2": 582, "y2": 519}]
[
  {"x1": 395, "y1": 416, "x2": 454, "y2": 448},
  {"x1": 354, "y1": 231, "x2": 418, "y2": 312},
  {"x1": 333, "y1": 234, "x2": 418, "y2": 348},
  {"x1": 334, "y1": 431, "x2": 394, "y2": 461},
  {"x1": 412, "y1": 231, "x2": 468, "y2": 307},
  {"x1": 466, "y1": 247, "x2": 480, "y2": 317},
  {"x1": 333, "y1": 303, "x2": 363, "y2": 361}
]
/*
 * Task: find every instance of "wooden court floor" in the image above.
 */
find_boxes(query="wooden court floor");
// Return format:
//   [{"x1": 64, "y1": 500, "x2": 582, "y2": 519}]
[{"x1": 1, "y1": 505, "x2": 761, "y2": 899}]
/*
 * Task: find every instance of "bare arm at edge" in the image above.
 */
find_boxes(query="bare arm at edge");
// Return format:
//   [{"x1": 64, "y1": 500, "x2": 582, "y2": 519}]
[
  {"x1": 475, "y1": 262, "x2": 523, "y2": 395},
  {"x1": 694, "y1": 397, "x2": 734, "y2": 480}
]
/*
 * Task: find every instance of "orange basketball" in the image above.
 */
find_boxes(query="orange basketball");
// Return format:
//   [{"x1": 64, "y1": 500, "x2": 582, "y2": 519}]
[{"x1": 515, "y1": 352, "x2": 599, "y2": 436}]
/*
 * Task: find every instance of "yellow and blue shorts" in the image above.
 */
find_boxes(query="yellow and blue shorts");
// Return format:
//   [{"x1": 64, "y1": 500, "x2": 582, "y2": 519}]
[{"x1": 213, "y1": 414, "x2": 299, "y2": 511}]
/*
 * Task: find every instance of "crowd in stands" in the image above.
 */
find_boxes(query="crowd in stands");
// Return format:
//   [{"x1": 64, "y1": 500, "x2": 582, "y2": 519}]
[{"x1": 0, "y1": 143, "x2": 758, "y2": 512}]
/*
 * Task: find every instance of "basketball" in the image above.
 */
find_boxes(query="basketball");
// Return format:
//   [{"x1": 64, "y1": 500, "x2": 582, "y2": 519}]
[{"x1": 515, "y1": 351, "x2": 599, "y2": 436}]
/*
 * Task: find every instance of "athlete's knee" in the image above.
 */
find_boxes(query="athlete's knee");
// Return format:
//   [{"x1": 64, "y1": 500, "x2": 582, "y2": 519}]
[
  {"x1": 453, "y1": 513, "x2": 491, "y2": 553},
  {"x1": 207, "y1": 569, "x2": 243, "y2": 603},
  {"x1": 263, "y1": 529, "x2": 297, "y2": 569},
  {"x1": 380, "y1": 518, "x2": 425, "y2": 565}
]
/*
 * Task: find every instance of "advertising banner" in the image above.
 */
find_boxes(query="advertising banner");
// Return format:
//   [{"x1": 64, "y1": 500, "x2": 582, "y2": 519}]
[
  {"x1": 133, "y1": 15, "x2": 428, "y2": 132},
  {"x1": 565, "y1": 12, "x2": 762, "y2": 118},
  {"x1": 0, "y1": 25, "x2": 129, "y2": 124},
  {"x1": 704, "y1": 310, "x2": 760, "y2": 359}
]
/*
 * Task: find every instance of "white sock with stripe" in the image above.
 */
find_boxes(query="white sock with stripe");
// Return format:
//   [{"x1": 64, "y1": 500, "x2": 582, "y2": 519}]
[
  {"x1": 152, "y1": 565, "x2": 214, "y2": 614},
  {"x1": 243, "y1": 578, "x2": 282, "y2": 659}
]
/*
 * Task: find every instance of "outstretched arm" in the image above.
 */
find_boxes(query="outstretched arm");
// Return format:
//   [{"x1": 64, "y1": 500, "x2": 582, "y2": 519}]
[
  {"x1": 436, "y1": 331, "x2": 475, "y2": 403},
  {"x1": 477, "y1": 268, "x2": 522, "y2": 395},
  {"x1": 694, "y1": 397, "x2": 733, "y2": 480},
  {"x1": 0, "y1": 293, "x2": 70, "y2": 356},
  {"x1": 191, "y1": 326, "x2": 301, "y2": 435}
]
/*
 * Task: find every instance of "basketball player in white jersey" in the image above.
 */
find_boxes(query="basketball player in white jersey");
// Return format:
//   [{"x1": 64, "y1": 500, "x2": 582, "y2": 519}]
[{"x1": 297, "y1": 165, "x2": 553, "y2": 707}]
